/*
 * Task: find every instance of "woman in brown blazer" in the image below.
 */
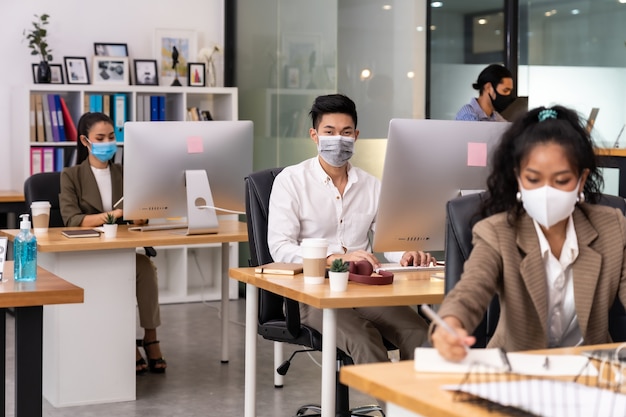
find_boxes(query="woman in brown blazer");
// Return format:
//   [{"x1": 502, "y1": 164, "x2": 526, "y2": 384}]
[
  {"x1": 432, "y1": 105, "x2": 626, "y2": 362},
  {"x1": 60, "y1": 112, "x2": 167, "y2": 374}
]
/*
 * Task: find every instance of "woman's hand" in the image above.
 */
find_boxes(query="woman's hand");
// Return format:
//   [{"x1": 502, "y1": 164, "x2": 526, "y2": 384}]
[
  {"x1": 401, "y1": 251, "x2": 435, "y2": 266},
  {"x1": 431, "y1": 316, "x2": 475, "y2": 362}
]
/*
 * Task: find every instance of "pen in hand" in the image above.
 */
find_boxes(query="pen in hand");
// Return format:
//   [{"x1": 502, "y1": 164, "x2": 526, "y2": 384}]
[
  {"x1": 113, "y1": 196, "x2": 124, "y2": 209},
  {"x1": 420, "y1": 304, "x2": 469, "y2": 353}
]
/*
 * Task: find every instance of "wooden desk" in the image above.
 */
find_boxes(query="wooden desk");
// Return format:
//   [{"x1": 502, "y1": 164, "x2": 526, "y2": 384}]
[
  {"x1": 229, "y1": 267, "x2": 445, "y2": 417},
  {"x1": 0, "y1": 191, "x2": 25, "y2": 229},
  {"x1": 0, "y1": 261, "x2": 83, "y2": 417},
  {"x1": 339, "y1": 343, "x2": 621, "y2": 417},
  {"x1": 0, "y1": 220, "x2": 247, "y2": 407}
]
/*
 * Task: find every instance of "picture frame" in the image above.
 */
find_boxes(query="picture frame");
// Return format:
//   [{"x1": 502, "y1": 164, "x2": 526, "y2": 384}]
[
  {"x1": 282, "y1": 33, "x2": 322, "y2": 72},
  {"x1": 187, "y1": 62, "x2": 205, "y2": 87},
  {"x1": 154, "y1": 28, "x2": 197, "y2": 86},
  {"x1": 133, "y1": 59, "x2": 159, "y2": 86},
  {"x1": 286, "y1": 66, "x2": 300, "y2": 89},
  {"x1": 94, "y1": 42, "x2": 129, "y2": 57},
  {"x1": 92, "y1": 56, "x2": 129, "y2": 85},
  {"x1": 64, "y1": 57, "x2": 90, "y2": 85},
  {"x1": 32, "y1": 63, "x2": 64, "y2": 84}
]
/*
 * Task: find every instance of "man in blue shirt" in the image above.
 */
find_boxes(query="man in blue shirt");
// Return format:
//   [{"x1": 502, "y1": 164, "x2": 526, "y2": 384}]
[{"x1": 455, "y1": 64, "x2": 514, "y2": 121}]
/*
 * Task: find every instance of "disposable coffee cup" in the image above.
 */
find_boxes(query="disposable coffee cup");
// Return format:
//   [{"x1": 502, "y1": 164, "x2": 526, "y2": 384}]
[
  {"x1": 31, "y1": 201, "x2": 51, "y2": 236},
  {"x1": 301, "y1": 238, "x2": 328, "y2": 285}
]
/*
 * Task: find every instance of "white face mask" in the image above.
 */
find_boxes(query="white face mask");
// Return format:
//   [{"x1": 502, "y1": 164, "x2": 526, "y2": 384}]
[
  {"x1": 519, "y1": 180, "x2": 580, "y2": 229},
  {"x1": 317, "y1": 135, "x2": 355, "y2": 167}
]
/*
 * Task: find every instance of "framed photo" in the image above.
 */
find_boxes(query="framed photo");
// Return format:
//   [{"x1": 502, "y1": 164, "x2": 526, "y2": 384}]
[
  {"x1": 92, "y1": 56, "x2": 129, "y2": 85},
  {"x1": 282, "y1": 33, "x2": 322, "y2": 72},
  {"x1": 286, "y1": 66, "x2": 300, "y2": 88},
  {"x1": 94, "y1": 43, "x2": 129, "y2": 57},
  {"x1": 64, "y1": 57, "x2": 90, "y2": 84},
  {"x1": 32, "y1": 63, "x2": 64, "y2": 84},
  {"x1": 134, "y1": 59, "x2": 159, "y2": 86},
  {"x1": 154, "y1": 29, "x2": 197, "y2": 86},
  {"x1": 187, "y1": 63, "x2": 205, "y2": 87}
]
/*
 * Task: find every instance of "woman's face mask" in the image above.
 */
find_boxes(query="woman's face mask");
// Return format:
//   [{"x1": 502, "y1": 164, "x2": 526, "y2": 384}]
[
  {"x1": 88, "y1": 140, "x2": 117, "y2": 163},
  {"x1": 519, "y1": 179, "x2": 580, "y2": 229},
  {"x1": 316, "y1": 134, "x2": 355, "y2": 167}
]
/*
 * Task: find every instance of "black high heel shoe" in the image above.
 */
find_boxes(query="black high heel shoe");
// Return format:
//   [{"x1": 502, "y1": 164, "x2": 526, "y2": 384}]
[{"x1": 138, "y1": 339, "x2": 167, "y2": 373}]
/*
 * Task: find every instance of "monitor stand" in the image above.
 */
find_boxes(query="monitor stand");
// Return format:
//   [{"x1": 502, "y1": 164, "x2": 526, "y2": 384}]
[{"x1": 185, "y1": 170, "x2": 219, "y2": 235}]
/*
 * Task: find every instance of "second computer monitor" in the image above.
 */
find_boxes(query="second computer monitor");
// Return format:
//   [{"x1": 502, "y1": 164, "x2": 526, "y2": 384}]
[{"x1": 373, "y1": 119, "x2": 511, "y2": 253}]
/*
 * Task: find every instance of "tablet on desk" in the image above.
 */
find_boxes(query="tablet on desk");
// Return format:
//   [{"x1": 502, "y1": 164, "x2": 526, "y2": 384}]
[{"x1": 61, "y1": 229, "x2": 101, "y2": 238}]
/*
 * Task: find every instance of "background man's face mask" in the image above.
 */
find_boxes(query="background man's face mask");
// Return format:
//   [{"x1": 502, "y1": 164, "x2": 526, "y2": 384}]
[{"x1": 317, "y1": 135, "x2": 355, "y2": 167}]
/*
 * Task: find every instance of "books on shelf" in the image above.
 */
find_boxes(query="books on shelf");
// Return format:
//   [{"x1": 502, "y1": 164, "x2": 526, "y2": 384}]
[
  {"x1": 112, "y1": 94, "x2": 127, "y2": 141},
  {"x1": 34, "y1": 94, "x2": 45, "y2": 142},
  {"x1": 59, "y1": 97, "x2": 77, "y2": 141}
]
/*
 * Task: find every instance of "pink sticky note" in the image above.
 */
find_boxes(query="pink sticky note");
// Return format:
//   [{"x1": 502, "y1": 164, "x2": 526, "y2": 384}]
[
  {"x1": 187, "y1": 136, "x2": 203, "y2": 154},
  {"x1": 467, "y1": 142, "x2": 487, "y2": 167}
]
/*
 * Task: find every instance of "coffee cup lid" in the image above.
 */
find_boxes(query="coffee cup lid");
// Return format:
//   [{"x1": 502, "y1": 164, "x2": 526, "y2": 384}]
[
  {"x1": 301, "y1": 238, "x2": 328, "y2": 247},
  {"x1": 31, "y1": 201, "x2": 51, "y2": 208}
]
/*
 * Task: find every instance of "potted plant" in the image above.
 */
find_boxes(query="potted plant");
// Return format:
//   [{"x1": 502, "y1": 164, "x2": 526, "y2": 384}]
[
  {"x1": 102, "y1": 212, "x2": 118, "y2": 238},
  {"x1": 328, "y1": 258, "x2": 350, "y2": 292},
  {"x1": 24, "y1": 13, "x2": 53, "y2": 83}
]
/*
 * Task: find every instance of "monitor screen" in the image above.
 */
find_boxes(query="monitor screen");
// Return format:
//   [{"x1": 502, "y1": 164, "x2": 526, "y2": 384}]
[
  {"x1": 500, "y1": 96, "x2": 528, "y2": 122},
  {"x1": 373, "y1": 119, "x2": 511, "y2": 253},
  {"x1": 123, "y1": 120, "x2": 253, "y2": 233}
]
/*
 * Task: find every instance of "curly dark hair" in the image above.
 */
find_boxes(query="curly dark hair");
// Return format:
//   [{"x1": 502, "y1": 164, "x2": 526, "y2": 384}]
[
  {"x1": 481, "y1": 105, "x2": 604, "y2": 222},
  {"x1": 76, "y1": 112, "x2": 114, "y2": 164}
]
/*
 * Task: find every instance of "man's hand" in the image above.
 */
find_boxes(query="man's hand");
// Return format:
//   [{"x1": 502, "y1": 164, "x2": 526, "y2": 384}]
[
  {"x1": 401, "y1": 251, "x2": 436, "y2": 266},
  {"x1": 327, "y1": 250, "x2": 380, "y2": 269}
]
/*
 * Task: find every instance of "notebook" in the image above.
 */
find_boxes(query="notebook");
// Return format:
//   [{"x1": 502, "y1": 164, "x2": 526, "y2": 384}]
[{"x1": 62, "y1": 229, "x2": 101, "y2": 238}]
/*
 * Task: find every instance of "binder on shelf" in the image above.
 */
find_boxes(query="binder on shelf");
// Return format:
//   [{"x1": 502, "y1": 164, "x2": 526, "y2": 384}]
[
  {"x1": 112, "y1": 94, "x2": 127, "y2": 142},
  {"x1": 47, "y1": 94, "x2": 60, "y2": 142},
  {"x1": 53, "y1": 95, "x2": 66, "y2": 142},
  {"x1": 137, "y1": 96, "x2": 145, "y2": 121},
  {"x1": 54, "y1": 147, "x2": 65, "y2": 171},
  {"x1": 29, "y1": 94, "x2": 37, "y2": 142},
  {"x1": 59, "y1": 97, "x2": 77, "y2": 141},
  {"x1": 83, "y1": 93, "x2": 90, "y2": 115},
  {"x1": 103, "y1": 94, "x2": 111, "y2": 117},
  {"x1": 41, "y1": 94, "x2": 53, "y2": 142},
  {"x1": 143, "y1": 95, "x2": 151, "y2": 121},
  {"x1": 150, "y1": 95, "x2": 159, "y2": 121},
  {"x1": 43, "y1": 148, "x2": 55, "y2": 172},
  {"x1": 30, "y1": 147, "x2": 43, "y2": 175},
  {"x1": 89, "y1": 94, "x2": 103, "y2": 113},
  {"x1": 158, "y1": 95, "x2": 166, "y2": 121},
  {"x1": 34, "y1": 94, "x2": 45, "y2": 142}
]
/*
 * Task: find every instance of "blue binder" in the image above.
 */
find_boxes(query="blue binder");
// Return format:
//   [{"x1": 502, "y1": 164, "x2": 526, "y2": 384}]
[{"x1": 112, "y1": 94, "x2": 127, "y2": 142}]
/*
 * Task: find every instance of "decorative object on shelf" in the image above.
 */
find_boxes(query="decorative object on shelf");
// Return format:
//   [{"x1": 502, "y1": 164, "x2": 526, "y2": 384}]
[
  {"x1": 93, "y1": 42, "x2": 129, "y2": 57},
  {"x1": 32, "y1": 63, "x2": 64, "y2": 84},
  {"x1": 286, "y1": 66, "x2": 300, "y2": 89},
  {"x1": 198, "y1": 44, "x2": 222, "y2": 87},
  {"x1": 92, "y1": 56, "x2": 129, "y2": 85},
  {"x1": 154, "y1": 29, "x2": 197, "y2": 87},
  {"x1": 133, "y1": 59, "x2": 158, "y2": 86},
  {"x1": 23, "y1": 13, "x2": 53, "y2": 84},
  {"x1": 282, "y1": 33, "x2": 322, "y2": 89},
  {"x1": 187, "y1": 63, "x2": 205, "y2": 87},
  {"x1": 103, "y1": 212, "x2": 118, "y2": 239},
  {"x1": 63, "y1": 57, "x2": 89, "y2": 84}
]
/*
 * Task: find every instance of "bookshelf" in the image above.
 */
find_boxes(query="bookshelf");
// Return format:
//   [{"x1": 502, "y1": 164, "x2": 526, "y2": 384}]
[{"x1": 11, "y1": 84, "x2": 240, "y2": 304}]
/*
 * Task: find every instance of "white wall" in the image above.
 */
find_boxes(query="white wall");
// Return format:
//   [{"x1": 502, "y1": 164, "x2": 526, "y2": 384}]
[{"x1": 0, "y1": 0, "x2": 224, "y2": 190}]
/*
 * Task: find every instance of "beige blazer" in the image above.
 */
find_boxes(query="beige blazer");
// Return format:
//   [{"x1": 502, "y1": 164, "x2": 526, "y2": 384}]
[
  {"x1": 59, "y1": 159, "x2": 124, "y2": 227},
  {"x1": 438, "y1": 204, "x2": 626, "y2": 352}
]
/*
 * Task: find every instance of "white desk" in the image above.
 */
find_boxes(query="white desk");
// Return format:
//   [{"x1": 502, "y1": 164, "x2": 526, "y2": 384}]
[
  {"x1": 229, "y1": 267, "x2": 445, "y2": 417},
  {"x1": 1, "y1": 221, "x2": 247, "y2": 407}
]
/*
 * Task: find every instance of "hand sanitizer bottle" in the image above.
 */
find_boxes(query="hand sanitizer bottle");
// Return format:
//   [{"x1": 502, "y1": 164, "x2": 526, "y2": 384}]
[{"x1": 14, "y1": 214, "x2": 37, "y2": 282}]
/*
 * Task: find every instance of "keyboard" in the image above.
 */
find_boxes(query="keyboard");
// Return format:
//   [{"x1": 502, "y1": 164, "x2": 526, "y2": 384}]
[
  {"x1": 375, "y1": 263, "x2": 445, "y2": 273},
  {"x1": 128, "y1": 223, "x2": 188, "y2": 232}
]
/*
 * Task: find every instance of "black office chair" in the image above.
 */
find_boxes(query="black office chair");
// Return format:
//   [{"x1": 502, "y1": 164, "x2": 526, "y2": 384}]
[
  {"x1": 444, "y1": 191, "x2": 626, "y2": 347},
  {"x1": 23, "y1": 172, "x2": 64, "y2": 227},
  {"x1": 245, "y1": 167, "x2": 384, "y2": 417}
]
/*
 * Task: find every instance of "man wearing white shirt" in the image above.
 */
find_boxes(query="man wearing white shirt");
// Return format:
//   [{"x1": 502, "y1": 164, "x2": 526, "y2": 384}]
[{"x1": 268, "y1": 94, "x2": 433, "y2": 364}]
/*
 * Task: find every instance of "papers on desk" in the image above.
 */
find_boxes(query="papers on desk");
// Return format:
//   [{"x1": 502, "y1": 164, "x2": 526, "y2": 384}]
[
  {"x1": 414, "y1": 348, "x2": 597, "y2": 377},
  {"x1": 443, "y1": 379, "x2": 626, "y2": 417}
]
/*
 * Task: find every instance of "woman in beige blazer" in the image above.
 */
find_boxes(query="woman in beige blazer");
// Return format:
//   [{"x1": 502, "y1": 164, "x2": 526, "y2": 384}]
[
  {"x1": 433, "y1": 105, "x2": 626, "y2": 362},
  {"x1": 60, "y1": 112, "x2": 167, "y2": 374}
]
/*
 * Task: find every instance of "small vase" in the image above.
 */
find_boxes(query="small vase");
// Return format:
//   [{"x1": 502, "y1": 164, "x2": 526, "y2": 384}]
[
  {"x1": 37, "y1": 61, "x2": 52, "y2": 84},
  {"x1": 328, "y1": 271, "x2": 349, "y2": 292},
  {"x1": 103, "y1": 224, "x2": 118, "y2": 239}
]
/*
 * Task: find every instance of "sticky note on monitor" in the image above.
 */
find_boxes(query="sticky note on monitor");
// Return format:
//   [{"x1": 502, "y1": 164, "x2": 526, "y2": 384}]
[
  {"x1": 467, "y1": 142, "x2": 487, "y2": 167},
  {"x1": 187, "y1": 136, "x2": 203, "y2": 153}
]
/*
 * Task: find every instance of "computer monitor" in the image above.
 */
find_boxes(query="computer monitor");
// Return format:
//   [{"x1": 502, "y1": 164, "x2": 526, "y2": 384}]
[
  {"x1": 373, "y1": 119, "x2": 511, "y2": 253},
  {"x1": 123, "y1": 120, "x2": 253, "y2": 234},
  {"x1": 500, "y1": 96, "x2": 528, "y2": 122}
]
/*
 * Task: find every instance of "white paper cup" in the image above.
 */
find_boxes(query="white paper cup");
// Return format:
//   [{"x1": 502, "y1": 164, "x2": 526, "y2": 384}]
[
  {"x1": 301, "y1": 238, "x2": 328, "y2": 285},
  {"x1": 31, "y1": 201, "x2": 51, "y2": 236},
  {"x1": 328, "y1": 271, "x2": 349, "y2": 292}
]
